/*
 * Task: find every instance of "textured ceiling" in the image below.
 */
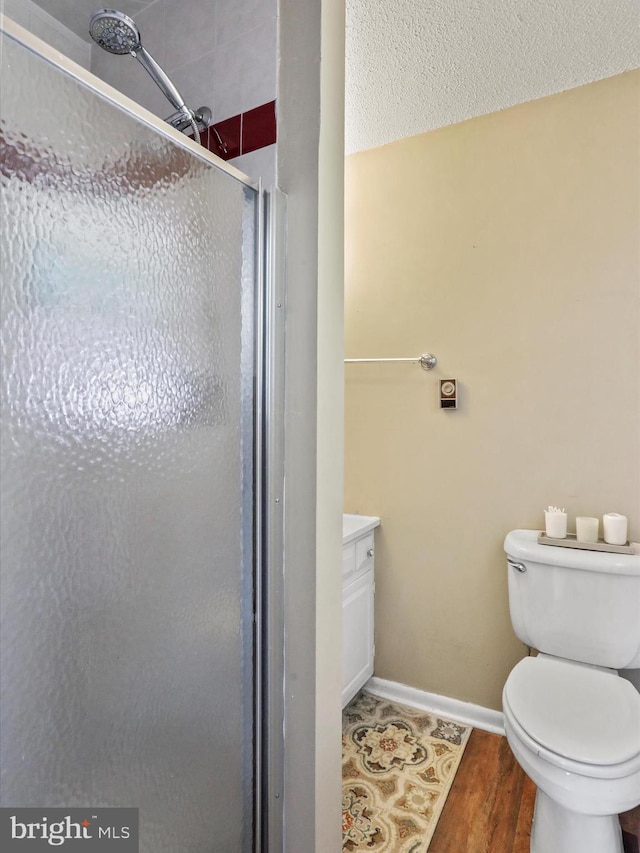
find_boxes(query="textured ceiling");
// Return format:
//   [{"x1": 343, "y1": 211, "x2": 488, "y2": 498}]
[
  {"x1": 345, "y1": 0, "x2": 640, "y2": 154},
  {"x1": 30, "y1": 0, "x2": 156, "y2": 41}
]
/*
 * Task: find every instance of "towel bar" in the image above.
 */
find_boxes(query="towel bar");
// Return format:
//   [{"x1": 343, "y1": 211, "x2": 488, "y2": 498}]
[{"x1": 344, "y1": 353, "x2": 437, "y2": 371}]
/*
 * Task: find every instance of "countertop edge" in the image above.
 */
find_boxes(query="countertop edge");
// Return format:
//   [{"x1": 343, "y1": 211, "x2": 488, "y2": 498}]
[{"x1": 343, "y1": 514, "x2": 381, "y2": 545}]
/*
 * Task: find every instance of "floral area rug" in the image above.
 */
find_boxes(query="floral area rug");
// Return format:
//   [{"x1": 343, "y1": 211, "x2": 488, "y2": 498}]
[{"x1": 342, "y1": 691, "x2": 471, "y2": 852}]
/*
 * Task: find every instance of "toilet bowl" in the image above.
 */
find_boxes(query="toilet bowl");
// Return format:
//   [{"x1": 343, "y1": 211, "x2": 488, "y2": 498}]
[{"x1": 503, "y1": 654, "x2": 640, "y2": 853}]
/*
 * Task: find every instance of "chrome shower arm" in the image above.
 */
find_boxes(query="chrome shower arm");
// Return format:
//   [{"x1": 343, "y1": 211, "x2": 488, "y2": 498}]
[{"x1": 132, "y1": 45, "x2": 190, "y2": 117}]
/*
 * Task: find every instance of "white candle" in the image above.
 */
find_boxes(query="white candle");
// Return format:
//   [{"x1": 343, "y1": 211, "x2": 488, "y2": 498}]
[
  {"x1": 603, "y1": 513, "x2": 628, "y2": 546},
  {"x1": 576, "y1": 516, "x2": 599, "y2": 543},
  {"x1": 545, "y1": 510, "x2": 567, "y2": 539}
]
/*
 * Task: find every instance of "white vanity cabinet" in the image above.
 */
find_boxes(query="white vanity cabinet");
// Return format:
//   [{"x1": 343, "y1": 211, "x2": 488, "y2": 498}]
[{"x1": 342, "y1": 515, "x2": 380, "y2": 708}]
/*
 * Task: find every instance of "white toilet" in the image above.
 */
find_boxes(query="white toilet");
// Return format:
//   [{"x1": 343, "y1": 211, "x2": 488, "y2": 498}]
[{"x1": 502, "y1": 529, "x2": 640, "y2": 853}]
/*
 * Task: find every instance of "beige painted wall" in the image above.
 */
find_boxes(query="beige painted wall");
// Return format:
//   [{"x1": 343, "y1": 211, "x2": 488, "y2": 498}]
[{"x1": 344, "y1": 71, "x2": 640, "y2": 711}]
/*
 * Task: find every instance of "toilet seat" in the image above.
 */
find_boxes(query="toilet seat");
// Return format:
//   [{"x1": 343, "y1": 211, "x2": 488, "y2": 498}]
[{"x1": 503, "y1": 655, "x2": 640, "y2": 772}]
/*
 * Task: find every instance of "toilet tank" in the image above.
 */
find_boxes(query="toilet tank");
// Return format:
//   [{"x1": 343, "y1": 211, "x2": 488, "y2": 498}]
[{"x1": 504, "y1": 529, "x2": 640, "y2": 669}]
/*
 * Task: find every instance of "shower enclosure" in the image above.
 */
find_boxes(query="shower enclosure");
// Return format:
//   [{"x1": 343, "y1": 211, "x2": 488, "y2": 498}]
[{"x1": 0, "y1": 14, "x2": 284, "y2": 852}]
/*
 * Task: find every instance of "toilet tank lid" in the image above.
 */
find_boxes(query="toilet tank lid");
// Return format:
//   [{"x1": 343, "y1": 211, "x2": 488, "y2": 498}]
[
  {"x1": 504, "y1": 656, "x2": 640, "y2": 766},
  {"x1": 504, "y1": 529, "x2": 640, "y2": 576}
]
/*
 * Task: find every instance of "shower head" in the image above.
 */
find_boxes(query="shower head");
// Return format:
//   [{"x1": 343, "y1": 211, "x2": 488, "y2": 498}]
[
  {"x1": 89, "y1": 9, "x2": 140, "y2": 55},
  {"x1": 89, "y1": 8, "x2": 206, "y2": 143}
]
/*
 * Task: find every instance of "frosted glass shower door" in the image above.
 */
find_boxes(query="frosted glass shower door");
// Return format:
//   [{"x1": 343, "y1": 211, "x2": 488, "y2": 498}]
[{"x1": 0, "y1": 24, "x2": 259, "y2": 852}]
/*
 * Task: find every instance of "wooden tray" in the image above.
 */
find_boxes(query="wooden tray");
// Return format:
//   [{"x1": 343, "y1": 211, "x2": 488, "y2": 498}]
[{"x1": 538, "y1": 532, "x2": 635, "y2": 555}]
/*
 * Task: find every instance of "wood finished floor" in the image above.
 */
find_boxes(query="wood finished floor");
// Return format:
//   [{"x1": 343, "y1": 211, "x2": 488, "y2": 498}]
[
  {"x1": 429, "y1": 729, "x2": 535, "y2": 853},
  {"x1": 428, "y1": 729, "x2": 640, "y2": 853}
]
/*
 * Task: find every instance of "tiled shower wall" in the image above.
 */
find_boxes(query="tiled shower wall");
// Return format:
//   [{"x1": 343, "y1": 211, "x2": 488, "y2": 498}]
[
  {"x1": 2, "y1": 0, "x2": 91, "y2": 68},
  {"x1": 90, "y1": 0, "x2": 278, "y2": 182}
]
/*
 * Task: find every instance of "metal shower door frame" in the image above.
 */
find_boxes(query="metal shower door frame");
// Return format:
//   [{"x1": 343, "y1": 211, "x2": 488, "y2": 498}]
[
  {"x1": 0, "y1": 14, "x2": 287, "y2": 852},
  {"x1": 258, "y1": 186, "x2": 287, "y2": 853}
]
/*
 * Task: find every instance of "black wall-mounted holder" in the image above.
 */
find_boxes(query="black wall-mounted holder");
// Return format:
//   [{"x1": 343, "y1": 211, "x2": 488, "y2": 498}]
[{"x1": 439, "y1": 379, "x2": 457, "y2": 409}]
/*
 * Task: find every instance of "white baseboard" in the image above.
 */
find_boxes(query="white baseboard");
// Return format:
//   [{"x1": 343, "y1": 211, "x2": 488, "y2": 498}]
[{"x1": 364, "y1": 676, "x2": 505, "y2": 736}]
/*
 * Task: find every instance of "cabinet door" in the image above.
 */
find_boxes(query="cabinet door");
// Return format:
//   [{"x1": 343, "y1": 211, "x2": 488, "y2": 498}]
[{"x1": 342, "y1": 569, "x2": 374, "y2": 708}]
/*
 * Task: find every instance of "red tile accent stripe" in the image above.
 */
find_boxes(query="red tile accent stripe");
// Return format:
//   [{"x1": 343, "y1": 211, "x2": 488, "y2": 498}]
[
  {"x1": 200, "y1": 100, "x2": 276, "y2": 161},
  {"x1": 241, "y1": 101, "x2": 277, "y2": 156}
]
